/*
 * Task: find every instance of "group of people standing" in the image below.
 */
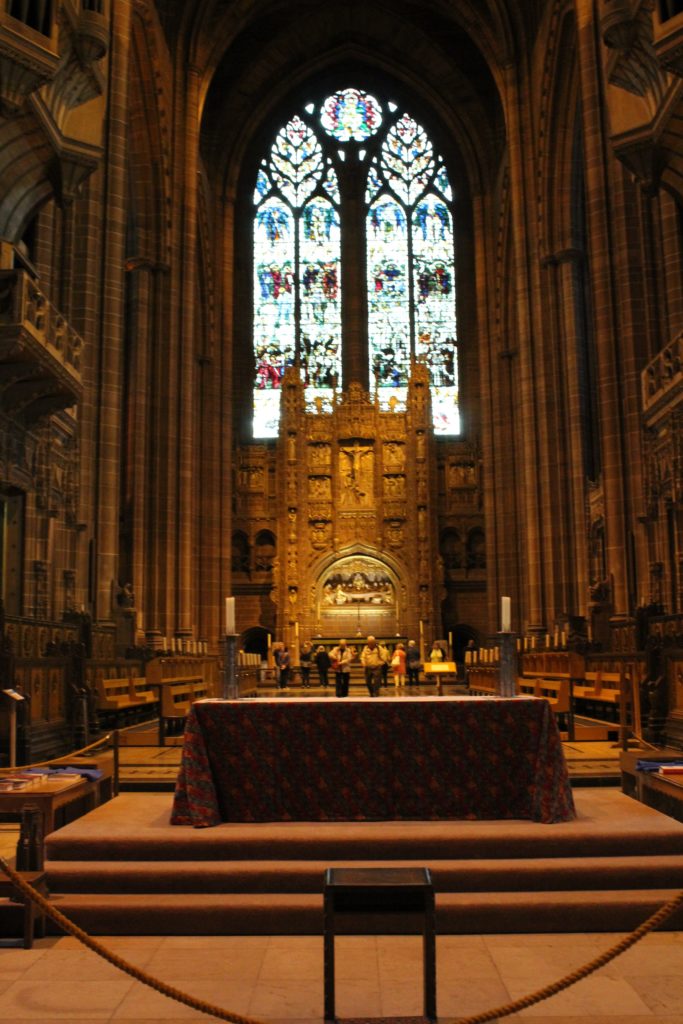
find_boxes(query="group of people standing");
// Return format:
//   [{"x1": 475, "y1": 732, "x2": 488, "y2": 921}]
[{"x1": 274, "y1": 636, "x2": 431, "y2": 697}]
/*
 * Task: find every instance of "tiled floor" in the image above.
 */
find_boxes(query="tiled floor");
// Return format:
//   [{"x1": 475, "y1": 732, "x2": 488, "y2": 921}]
[{"x1": 0, "y1": 930, "x2": 682, "y2": 1022}]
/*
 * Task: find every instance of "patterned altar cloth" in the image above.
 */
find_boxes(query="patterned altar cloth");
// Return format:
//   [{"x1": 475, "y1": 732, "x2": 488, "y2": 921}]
[{"x1": 171, "y1": 696, "x2": 575, "y2": 827}]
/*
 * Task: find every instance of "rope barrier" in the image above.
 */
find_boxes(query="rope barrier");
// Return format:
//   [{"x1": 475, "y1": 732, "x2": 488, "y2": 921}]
[
  {"x1": 0, "y1": 855, "x2": 263, "y2": 1024},
  {"x1": 1, "y1": 855, "x2": 682, "y2": 1024},
  {"x1": 453, "y1": 887, "x2": 683, "y2": 1024},
  {"x1": 0, "y1": 734, "x2": 114, "y2": 774}
]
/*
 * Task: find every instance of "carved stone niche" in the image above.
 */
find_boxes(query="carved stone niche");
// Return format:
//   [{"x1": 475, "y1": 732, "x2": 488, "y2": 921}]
[
  {"x1": 308, "y1": 475, "x2": 332, "y2": 501},
  {"x1": 384, "y1": 519, "x2": 405, "y2": 548},
  {"x1": 383, "y1": 441, "x2": 405, "y2": 471},
  {"x1": 309, "y1": 519, "x2": 332, "y2": 550},
  {"x1": 307, "y1": 442, "x2": 331, "y2": 470},
  {"x1": 383, "y1": 474, "x2": 406, "y2": 499}
]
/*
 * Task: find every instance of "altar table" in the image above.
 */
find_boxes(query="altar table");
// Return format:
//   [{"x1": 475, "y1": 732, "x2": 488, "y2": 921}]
[{"x1": 171, "y1": 696, "x2": 575, "y2": 826}]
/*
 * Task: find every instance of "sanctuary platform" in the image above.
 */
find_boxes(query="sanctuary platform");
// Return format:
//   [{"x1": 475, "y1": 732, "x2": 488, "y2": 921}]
[{"x1": 41, "y1": 788, "x2": 683, "y2": 936}]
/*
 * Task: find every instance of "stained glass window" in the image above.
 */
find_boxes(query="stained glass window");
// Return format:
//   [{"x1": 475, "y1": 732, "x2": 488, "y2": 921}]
[{"x1": 252, "y1": 88, "x2": 459, "y2": 437}]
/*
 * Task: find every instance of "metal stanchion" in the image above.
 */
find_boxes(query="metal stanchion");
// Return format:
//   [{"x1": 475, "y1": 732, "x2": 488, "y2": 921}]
[
  {"x1": 223, "y1": 633, "x2": 239, "y2": 699},
  {"x1": 498, "y1": 631, "x2": 517, "y2": 697}
]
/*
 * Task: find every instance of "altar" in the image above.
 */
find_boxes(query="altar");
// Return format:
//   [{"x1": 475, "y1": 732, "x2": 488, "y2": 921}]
[{"x1": 171, "y1": 696, "x2": 575, "y2": 827}]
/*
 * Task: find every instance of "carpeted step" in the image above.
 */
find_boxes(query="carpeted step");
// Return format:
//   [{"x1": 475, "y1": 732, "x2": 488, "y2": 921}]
[
  {"x1": 45, "y1": 889, "x2": 683, "y2": 936},
  {"x1": 44, "y1": 854, "x2": 683, "y2": 894},
  {"x1": 45, "y1": 810, "x2": 683, "y2": 863}
]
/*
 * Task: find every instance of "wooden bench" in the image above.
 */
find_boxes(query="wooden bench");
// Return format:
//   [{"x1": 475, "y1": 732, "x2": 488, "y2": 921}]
[
  {"x1": 534, "y1": 677, "x2": 570, "y2": 716},
  {"x1": 573, "y1": 670, "x2": 622, "y2": 722},
  {"x1": 146, "y1": 658, "x2": 218, "y2": 741},
  {"x1": 95, "y1": 674, "x2": 158, "y2": 725},
  {"x1": 516, "y1": 676, "x2": 537, "y2": 697},
  {"x1": 157, "y1": 677, "x2": 210, "y2": 726},
  {"x1": 466, "y1": 667, "x2": 499, "y2": 696}
]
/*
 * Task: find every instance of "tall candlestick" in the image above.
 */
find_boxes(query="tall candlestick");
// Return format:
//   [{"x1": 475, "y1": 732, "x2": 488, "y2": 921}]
[
  {"x1": 501, "y1": 596, "x2": 511, "y2": 632},
  {"x1": 225, "y1": 597, "x2": 235, "y2": 634}
]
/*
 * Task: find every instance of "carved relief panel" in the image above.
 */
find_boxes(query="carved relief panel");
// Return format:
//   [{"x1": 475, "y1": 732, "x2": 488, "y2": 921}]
[{"x1": 338, "y1": 442, "x2": 374, "y2": 509}]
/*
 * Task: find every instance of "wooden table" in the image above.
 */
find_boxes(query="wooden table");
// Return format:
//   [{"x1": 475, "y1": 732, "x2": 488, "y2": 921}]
[
  {"x1": 323, "y1": 866, "x2": 436, "y2": 1021},
  {"x1": 0, "y1": 776, "x2": 98, "y2": 837}
]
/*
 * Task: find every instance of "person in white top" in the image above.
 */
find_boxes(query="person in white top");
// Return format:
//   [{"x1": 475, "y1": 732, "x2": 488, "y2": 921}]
[{"x1": 329, "y1": 639, "x2": 353, "y2": 697}]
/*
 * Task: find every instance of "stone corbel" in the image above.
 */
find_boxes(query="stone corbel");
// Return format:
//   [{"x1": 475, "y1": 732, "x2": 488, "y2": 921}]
[
  {"x1": 46, "y1": 137, "x2": 101, "y2": 206},
  {"x1": 601, "y1": 0, "x2": 667, "y2": 99},
  {"x1": 600, "y1": 0, "x2": 642, "y2": 52}
]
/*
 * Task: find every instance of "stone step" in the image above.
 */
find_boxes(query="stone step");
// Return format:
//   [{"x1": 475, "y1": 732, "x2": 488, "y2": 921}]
[
  {"x1": 44, "y1": 889, "x2": 683, "y2": 935},
  {"x1": 44, "y1": 854, "x2": 683, "y2": 894}
]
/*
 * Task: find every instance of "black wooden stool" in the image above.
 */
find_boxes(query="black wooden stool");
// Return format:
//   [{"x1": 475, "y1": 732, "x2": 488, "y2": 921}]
[{"x1": 323, "y1": 866, "x2": 436, "y2": 1021}]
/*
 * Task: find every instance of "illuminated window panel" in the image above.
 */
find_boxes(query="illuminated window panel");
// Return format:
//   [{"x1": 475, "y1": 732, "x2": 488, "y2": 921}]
[
  {"x1": 304, "y1": 387, "x2": 335, "y2": 414},
  {"x1": 412, "y1": 193, "x2": 457, "y2": 428},
  {"x1": 270, "y1": 116, "x2": 323, "y2": 206},
  {"x1": 381, "y1": 114, "x2": 435, "y2": 206},
  {"x1": 253, "y1": 197, "x2": 295, "y2": 438},
  {"x1": 320, "y1": 88, "x2": 383, "y2": 141},
  {"x1": 252, "y1": 90, "x2": 460, "y2": 438},
  {"x1": 300, "y1": 197, "x2": 342, "y2": 391},
  {"x1": 367, "y1": 197, "x2": 411, "y2": 391},
  {"x1": 431, "y1": 385, "x2": 460, "y2": 435},
  {"x1": 377, "y1": 386, "x2": 408, "y2": 413}
]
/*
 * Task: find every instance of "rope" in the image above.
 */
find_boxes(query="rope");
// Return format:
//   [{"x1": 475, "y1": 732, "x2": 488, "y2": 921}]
[
  {"x1": 0, "y1": 856, "x2": 264, "y2": 1024},
  {"x1": 1, "y1": 855, "x2": 682, "y2": 1024},
  {"x1": 0, "y1": 734, "x2": 113, "y2": 774},
  {"x1": 453, "y1": 887, "x2": 683, "y2": 1024}
]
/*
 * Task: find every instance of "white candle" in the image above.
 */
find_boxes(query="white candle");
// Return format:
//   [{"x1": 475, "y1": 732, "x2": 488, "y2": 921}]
[
  {"x1": 501, "y1": 596, "x2": 511, "y2": 632},
  {"x1": 225, "y1": 597, "x2": 235, "y2": 634}
]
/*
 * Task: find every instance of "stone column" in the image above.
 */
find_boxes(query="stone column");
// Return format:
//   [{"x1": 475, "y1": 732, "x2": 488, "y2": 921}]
[
  {"x1": 127, "y1": 263, "x2": 153, "y2": 642},
  {"x1": 339, "y1": 161, "x2": 368, "y2": 389},
  {"x1": 93, "y1": 0, "x2": 132, "y2": 622},
  {"x1": 502, "y1": 65, "x2": 545, "y2": 632},
  {"x1": 575, "y1": 0, "x2": 630, "y2": 617},
  {"x1": 553, "y1": 250, "x2": 591, "y2": 617},
  {"x1": 176, "y1": 66, "x2": 201, "y2": 639}
]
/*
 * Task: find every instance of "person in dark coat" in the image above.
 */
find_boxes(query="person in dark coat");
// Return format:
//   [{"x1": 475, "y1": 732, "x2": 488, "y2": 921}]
[
  {"x1": 406, "y1": 639, "x2": 421, "y2": 686},
  {"x1": 315, "y1": 645, "x2": 331, "y2": 687},
  {"x1": 299, "y1": 641, "x2": 313, "y2": 687}
]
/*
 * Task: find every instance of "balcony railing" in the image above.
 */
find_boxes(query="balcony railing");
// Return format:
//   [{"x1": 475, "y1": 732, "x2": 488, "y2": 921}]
[
  {"x1": 0, "y1": 269, "x2": 83, "y2": 420},
  {"x1": 6, "y1": 0, "x2": 53, "y2": 36}
]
